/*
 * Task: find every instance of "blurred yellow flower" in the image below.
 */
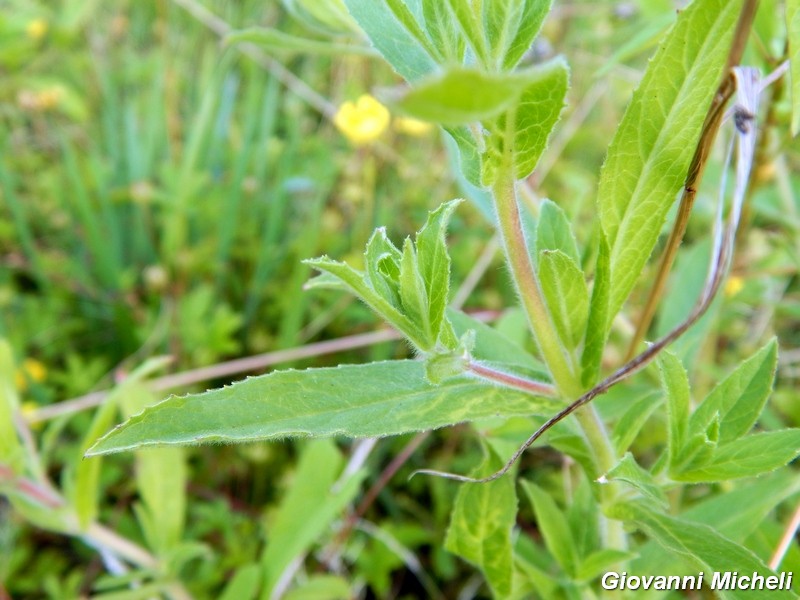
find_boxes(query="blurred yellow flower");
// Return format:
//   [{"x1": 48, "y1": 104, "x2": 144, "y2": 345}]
[
  {"x1": 26, "y1": 19, "x2": 48, "y2": 41},
  {"x1": 394, "y1": 116, "x2": 433, "y2": 136},
  {"x1": 15, "y1": 358, "x2": 47, "y2": 391},
  {"x1": 725, "y1": 276, "x2": 744, "y2": 297},
  {"x1": 36, "y1": 87, "x2": 63, "y2": 111},
  {"x1": 333, "y1": 94, "x2": 390, "y2": 146}
]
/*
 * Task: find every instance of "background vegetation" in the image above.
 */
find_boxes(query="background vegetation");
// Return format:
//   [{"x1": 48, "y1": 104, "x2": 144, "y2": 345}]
[{"x1": 1, "y1": 0, "x2": 798, "y2": 598}]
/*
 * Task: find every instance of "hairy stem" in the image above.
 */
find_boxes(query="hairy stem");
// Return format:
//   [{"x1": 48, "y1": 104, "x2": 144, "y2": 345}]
[{"x1": 492, "y1": 170, "x2": 578, "y2": 396}]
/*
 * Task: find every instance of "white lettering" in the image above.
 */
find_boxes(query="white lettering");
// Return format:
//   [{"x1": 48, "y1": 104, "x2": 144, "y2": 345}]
[
  {"x1": 601, "y1": 572, "x2": 619, "y2": 590},
  {"x1": 712, "y1": 571, "x2": 732, "y2": 589}
]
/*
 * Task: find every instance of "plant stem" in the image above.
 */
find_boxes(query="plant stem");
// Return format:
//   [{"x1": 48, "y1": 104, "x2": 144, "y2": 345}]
[
  {"x1": 492, "y1": 166, "x2": 626, "y2": 547},
  {"x1": 467, "y1": 361, "x2": 556, "y2": 396},
  {"x1": 491, "y1": 170, "x2": 578, "y2": 396}
]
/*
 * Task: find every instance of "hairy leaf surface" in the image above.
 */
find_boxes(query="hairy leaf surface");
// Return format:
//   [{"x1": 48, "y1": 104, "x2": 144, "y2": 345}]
[{"x1": 87, "y1": 361, "x2": 558, "y2": 455}]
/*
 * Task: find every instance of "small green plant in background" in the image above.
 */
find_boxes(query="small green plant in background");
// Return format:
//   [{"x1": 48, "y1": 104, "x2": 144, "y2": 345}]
[{"x1": 3, "y1": 0, "x2": 800, "y2": 598}]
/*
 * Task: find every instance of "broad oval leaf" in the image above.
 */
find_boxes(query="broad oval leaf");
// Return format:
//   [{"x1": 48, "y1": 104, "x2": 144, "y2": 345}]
[
  {"x1": 86, "y1": 360, "x2": 559, "y2": 456},
  {"x1": 598, "y1": 0, "x2": 743, "y2": 318}
]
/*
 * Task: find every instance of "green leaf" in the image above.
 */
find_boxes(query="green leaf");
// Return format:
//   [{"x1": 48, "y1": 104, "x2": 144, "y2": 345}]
[
  {"x1": 688, "y1": 339, "x2": 778, "y2": 444},
  {"x1": 399, "y1": 238, "x2": 430, "y2": 339},
  {"x1": 304, "y1": 257, "x2": 424, "y2": 347},
  {"x1": 613, "y1": 501, "x2": 798, "y2": 600},
  {"x1": 422, "y1": 0, "x2": 464, "y2": 63},
  {"x1": 445, "y1": 0, "x2": 490, "y2": 65},
  {"x1": 788, "y1": 0, "x2": 800, "y2": 135},
  {"x1": 538, "y1": 249, "x2": 589, "y2": 353},
  {"x1": 219, "y1": 564, "x2": 261, "y2": 600},
  {"x1": 343, "y1": 0, "x2": 437, "y2": 81},
  {"x1": 0, "y1": 341, "x2": 22, "y2": 470},
  {"x1": 282, "y1": 576, "x2": 351, "y2": 600},
  {"x1": 657, "y1": 350, "x2": 690, "y2": 471},
  {"x1": 521, "y1": 481, "x2": 579, "y2": 577},
  {"x1": 86, "y1": 361, "x2": 559, "y2": 455},
  {"x1": 674, "y1": 430, "x2": 800, "y2": 483},
  {"x1": 581, "y1": 232, "x2": 611, "y2": 388},
  {"x1": 598, "y1": 0, "x2": 743, "y2": 317},
  {"x1": 72, "y1": 357, "x2": 172, "y2": 530},
  {"x1": 225, "y1": 28, "x2": 377, "y2": 57},
  {"x1": 365, "y1": 227, "x2": 402, "y2": 308},
  {"x1": 576, "y1": 548, "x2": 637, "y2": 583},
  {"x1": 415, "y1": 199, "x2": 463, "y2": 343},
  {"x1": 604, "y1": 452, "x2": 667, "y2": 508},
  {"x1": 633, "y1": 471, "x2": 800, "y2": 573},
  {"x1": 308, "y1": 201, "x2": 461, "y2": 353},
  {"x1": 443, "y1": 125, "x2": 482, "y2": 187},
  {"x1": 446, "y1": 444, "x2": 517, "y2": 598},
  {"x1": 611, "y1": 391, "x2": 661, "y2": 455},
  {"x1": 388, "y1": 67, "x2": 553, "y2": 126},
  {"x1": 260, "y1": 440, "x2": 364, "y2": 597},
  {"x1": 535, "y1": 199, "x2": 580, "y2": 264},
  {"x1": 500, "y1": 0, "x2": 552, "y2": 70},
  {"x1": 448, "y1": 308, "x2": 543, "y2": 371},
  {"x1": 481, "y1": 57, "x2": 569, "y2": 183}
]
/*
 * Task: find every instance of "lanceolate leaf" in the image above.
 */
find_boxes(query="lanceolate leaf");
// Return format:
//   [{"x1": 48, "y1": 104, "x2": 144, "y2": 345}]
[
  {"x1": 598, "y1": 0, "x2": 743, "y2": 317},
  {"x1": 787, "y1": 0, "x2": 800, "y2": 135},
  {"x1": 501, "y1": 0, "x2": 552, "y2": 70},
  {"x1": 581, "y1": 232, "x2": 610, "y2": 388},
  {"x1": 422, "y1": 0, "x2": 465, "y2": 63},
  {"x1": 343, "y1": 0, "x2": 437, "y2": 81},
  {"x1": 538, "y1": 249, "x2": 589, "y2": 353},
  {"x1": 688, "y1": 339, "x2": 778, "y2": 444},
  {"x1": 535, "y1": 199, "x2": 580, "y2": 265},
  {"x1": 260, "y1": 440, "x2": 364, "y2": 597},
  {"x1": 86, "y1": 361, "x2": 559, "y2": 456},
  {"x1": 657, "y1": 350, "x2": 690, "y2": 471},
  {"x1": 416, "y1": 200, "x2": 463, "y2": 341},
  {"x1": 674, "y1": 430, "x2": 800, "y2": 483},
  {"x1": 521, "y1": 481, "x2": 579, "y2": 577},
  {"x1": 225, "y1": 28, "x2": 378, "y2": 57},
  {"x1": 634, "y1": 471, "x2": 800, "y2": 575},
  {"x1": 446, "y1": 444, "x2": 517, "y2": 598},
  {"x1": 614, "y1": 501, "x2": 798, "y2": 600},
  {"x1": 445, "y1": 0, "x2": 491, "y2": 65}
]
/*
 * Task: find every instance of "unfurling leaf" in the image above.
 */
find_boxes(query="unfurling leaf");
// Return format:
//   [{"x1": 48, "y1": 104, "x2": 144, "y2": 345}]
[{"x1": 306, "y1": 199, "x2": 462, "y2": 353}]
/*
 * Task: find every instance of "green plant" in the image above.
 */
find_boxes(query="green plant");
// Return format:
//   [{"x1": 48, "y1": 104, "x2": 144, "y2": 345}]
[{"x1": 4, "y1": 0, "x2": 800, "y2": 598}]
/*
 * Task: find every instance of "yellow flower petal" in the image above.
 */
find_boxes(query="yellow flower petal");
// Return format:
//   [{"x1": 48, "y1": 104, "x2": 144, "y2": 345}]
[
  {"x1": 26, "y1": 19, "x2": 48, "y2": 41},
  {"x1": 334, "y1": 94, "x2": 390, "y2": 146},
  {"x1": 725, "y1": 276, "x2": 744, "y2": 297},
  {"x1": 394, "y1": 116, "x2": 433, "y2": 136}
]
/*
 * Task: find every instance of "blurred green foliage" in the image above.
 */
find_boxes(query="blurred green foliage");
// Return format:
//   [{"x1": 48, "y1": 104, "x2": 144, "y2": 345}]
[{"x1": 1, "y1": 0, "x2": 799, "y2": 598}]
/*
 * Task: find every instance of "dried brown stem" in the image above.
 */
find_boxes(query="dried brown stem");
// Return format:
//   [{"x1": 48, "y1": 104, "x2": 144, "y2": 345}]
[{"x1": 625, "y1": 0, "x2": 759, "y2": 360}]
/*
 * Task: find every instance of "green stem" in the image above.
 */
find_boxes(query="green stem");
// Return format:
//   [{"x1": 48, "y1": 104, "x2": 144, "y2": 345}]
[
  {"x1": 491, "y1": 164, "x2": 626, "y2": 549},
  {"x1": 491, "y1": 170, "x2": 578, "y2": 396},
  {"x1": 575, "y1": 406, "x2": 627, "y2": 550}
]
